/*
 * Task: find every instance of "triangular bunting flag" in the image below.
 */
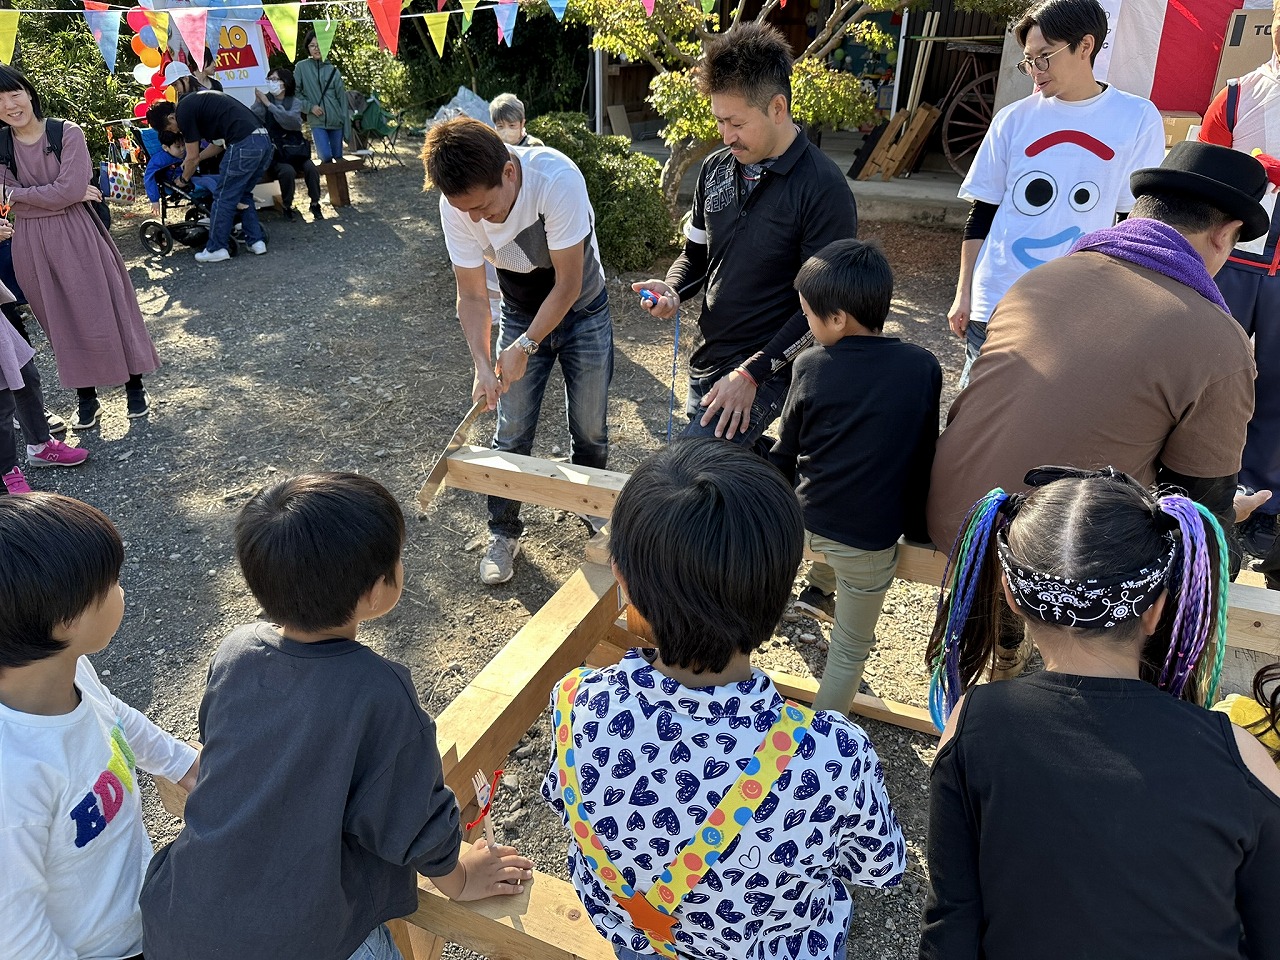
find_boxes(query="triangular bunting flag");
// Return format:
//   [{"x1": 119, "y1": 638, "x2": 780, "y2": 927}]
[
  {"x1": 83, "y1": 1, "x2": 121, "y2": 74},
  {"x1": 493, "y1": 0, "x2": 518, "y2": 46},
  {"x1": 425, "y1": 11, "x2": 449, "y2": 58},
  {"x1": 641, "y1": 0, "x2": 655, "y2": 15},
  {"x1": 366, "y1": 0, "x2": 400, "y2": 55},
  {"x1": 701, "y1": 0, "x2": 715, "y2": 12},
  {"x1": 170, "y1": 8, "x2": 207, "y2": 61},
  {"x1": 460, "y1": 0, "x2": 480, "y2": 20},
  {"x1": 460, "y1": 12, "x2": 472, "y2": 33},
  {"x1": 546, "y1": 0, "x2": 567, "y2": 19},
  {"x1": 263, "y1": 4, "x2": 300, "y2": 58},
  {"x1": 313, "y1": 19, "x2": 339, "y2": 59},
  {"x1": 437, "y1": 0, "x2": 448, "y2": 9},
  {"x1": 0, "y1": 11, "x2": 16, "y2": 64}
]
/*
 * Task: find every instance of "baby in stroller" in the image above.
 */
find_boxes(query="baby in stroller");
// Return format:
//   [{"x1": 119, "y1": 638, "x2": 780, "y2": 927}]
[{"x1": 139, "y1": 132, "x2": 264, "y2": 257}]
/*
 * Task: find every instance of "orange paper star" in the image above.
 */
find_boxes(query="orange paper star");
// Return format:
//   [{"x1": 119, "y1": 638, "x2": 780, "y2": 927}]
[{"x1": 616, "y1": 890, "x2": 678, "y2": 944}]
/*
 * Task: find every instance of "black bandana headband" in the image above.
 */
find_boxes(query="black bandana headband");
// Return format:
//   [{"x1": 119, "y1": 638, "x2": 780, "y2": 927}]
[{"x1": 997, "y1": 529, "x2": 1174, "y2": 629}]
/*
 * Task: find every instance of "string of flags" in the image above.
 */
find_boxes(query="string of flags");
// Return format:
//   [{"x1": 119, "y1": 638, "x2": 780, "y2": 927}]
[{"x1": 5, "y1": 0, "x2": 716, "y2": 69}]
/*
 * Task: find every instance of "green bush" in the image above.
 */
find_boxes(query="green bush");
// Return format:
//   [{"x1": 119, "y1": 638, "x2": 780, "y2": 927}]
[{"x1": 527, "y1": 112, "x2": 676, "y2": 272}]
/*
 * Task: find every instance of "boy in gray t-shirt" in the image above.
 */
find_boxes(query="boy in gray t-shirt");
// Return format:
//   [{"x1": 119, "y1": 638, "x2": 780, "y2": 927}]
[{"x1": 140, "y1": 473, "x2": 533, "y2": 960}]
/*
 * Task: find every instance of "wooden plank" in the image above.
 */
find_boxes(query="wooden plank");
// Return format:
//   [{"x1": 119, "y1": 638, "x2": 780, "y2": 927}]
[
  {"x1": 766, "y1": 668, "x2": 938, "y2": 735},
  {"x1": 856, "y1": 109, "x2": 908, "y2": 181},
  {"x1": 1225, "y1": 581, "x2": 1280, "y2": 658},
  {"x1": 444, "y1": 447, "x2": 626, "y2": 518},
  {"x1": 411, "y1": 845, "x2": 613, "y2": 960},
  {"x1": 433, "y1": 563, "x2": 621, "y2": 799},
  {"x1": 606, "y1": 104, "x2": 632, "y2": 139}
]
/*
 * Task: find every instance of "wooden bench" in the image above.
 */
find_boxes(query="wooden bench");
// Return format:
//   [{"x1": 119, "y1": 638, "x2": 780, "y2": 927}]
[{"x1": 314, "y1": 157, "x2": 366, "y2": 208}]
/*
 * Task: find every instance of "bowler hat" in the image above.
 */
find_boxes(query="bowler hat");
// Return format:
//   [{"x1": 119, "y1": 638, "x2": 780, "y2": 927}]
[{"x1": 1131, "y1": 141, "x2": 1270, "y2": 242}]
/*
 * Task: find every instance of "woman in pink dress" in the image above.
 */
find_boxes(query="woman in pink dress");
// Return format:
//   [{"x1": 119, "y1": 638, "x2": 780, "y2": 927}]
[{"x1": 0, "y1": 65, "x2": 158, "y2": 430}]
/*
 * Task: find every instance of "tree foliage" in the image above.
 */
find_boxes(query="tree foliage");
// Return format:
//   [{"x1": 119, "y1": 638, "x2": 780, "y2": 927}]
[
  {"x1": 14, "y1": 5, "x2": 133, "y2": 159},
  {"x1": 564, "y1": 0, "x2": 916, "y2": 213}
]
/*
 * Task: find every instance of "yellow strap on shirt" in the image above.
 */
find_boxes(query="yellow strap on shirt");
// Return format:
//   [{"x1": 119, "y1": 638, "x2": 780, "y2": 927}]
[{"x1": 553, "y1": 668, "x2": 812, "y2": 957}]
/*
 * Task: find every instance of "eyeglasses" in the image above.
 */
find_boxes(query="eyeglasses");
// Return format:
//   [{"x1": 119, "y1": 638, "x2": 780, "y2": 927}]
[{"x1": 1016, "y1": 45, "x2": 1070, "y2": 76}]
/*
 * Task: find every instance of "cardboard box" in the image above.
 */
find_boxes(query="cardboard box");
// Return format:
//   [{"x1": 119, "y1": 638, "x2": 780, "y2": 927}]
[
  {"x1": 1161, "y1": 111, "x2": 1203, "y2": 149},
  {"x1": 1212, "y1": 9, "x2": 1275, "y2": 96}
]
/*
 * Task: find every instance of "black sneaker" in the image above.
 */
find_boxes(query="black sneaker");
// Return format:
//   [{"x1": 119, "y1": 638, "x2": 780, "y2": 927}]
[
  {"x1": 126, "y1": 389, "x2": 150, "y2": 419},
  {"x1": 1240, "y1": 512, "x2": 1279, "y2": 560},
  {"x1": 283, "y1": 207, "x2": 296, "y2": 222},
  {"x1": 46, "y1": 409, "x2": 67, "y2": 435},
  {"x1": 310, "y1": 202, "x2": 324, "y2": 220},
  {"x1": 793, "y1": 585, "x2": 835, "y2": 623},
  {"x1": 71, "y1": 398, "x2": 101, "y2": 431}
]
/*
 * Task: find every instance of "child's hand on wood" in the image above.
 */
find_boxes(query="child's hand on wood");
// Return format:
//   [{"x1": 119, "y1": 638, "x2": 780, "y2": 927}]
[{"x1": 436, "y1": 839, "x2": 534, "y2": 902}]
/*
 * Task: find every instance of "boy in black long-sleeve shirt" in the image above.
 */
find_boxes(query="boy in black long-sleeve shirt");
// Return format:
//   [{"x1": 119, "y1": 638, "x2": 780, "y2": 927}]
[{"x1": 772, "y1": 240, "x2": 941, "y2": 713}]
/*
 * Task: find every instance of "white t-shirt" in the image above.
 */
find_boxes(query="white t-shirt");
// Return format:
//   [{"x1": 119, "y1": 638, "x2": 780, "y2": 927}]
[
  {"x1": 0, "y1": 658, "x2": 197, "y2": 960},
  {"x1": 961, "y1": 85, "x2": 1165, "y2": 328},
  {"x1": 440, "y1": 146, "x2": 606, "y2": 317}
]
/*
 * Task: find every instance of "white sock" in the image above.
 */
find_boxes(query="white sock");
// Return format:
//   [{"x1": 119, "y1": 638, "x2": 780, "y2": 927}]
[{"x1": 27, "y1": 442, "x2": 48, "y2": 455}]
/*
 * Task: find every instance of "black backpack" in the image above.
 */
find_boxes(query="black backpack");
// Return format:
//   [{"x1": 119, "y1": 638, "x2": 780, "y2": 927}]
[{"x1": 0, "y1": 119, "x2": 112, "y2": 229}]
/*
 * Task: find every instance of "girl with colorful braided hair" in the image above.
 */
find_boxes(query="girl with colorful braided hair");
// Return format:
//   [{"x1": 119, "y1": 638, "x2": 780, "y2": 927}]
[{"x1": 919, "y1": 466, "x2": 1280, "y2": 960}]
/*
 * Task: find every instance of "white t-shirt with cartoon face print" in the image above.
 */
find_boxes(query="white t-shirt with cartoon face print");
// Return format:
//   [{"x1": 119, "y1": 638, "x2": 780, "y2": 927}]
[{"x1": 961, "y1": 84, "x2": 1166, "y2": 329}]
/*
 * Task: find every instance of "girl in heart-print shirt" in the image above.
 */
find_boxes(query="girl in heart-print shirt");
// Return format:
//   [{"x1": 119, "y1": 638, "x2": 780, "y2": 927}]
[{"x1": 541, "y1": 439, "x2": 905, "y2": 960}]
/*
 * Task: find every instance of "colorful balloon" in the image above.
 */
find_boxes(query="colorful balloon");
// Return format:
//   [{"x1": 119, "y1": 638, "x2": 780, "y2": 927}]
[
  {"x1": 126, "y1": 8, "x2": 150, "y2": 31},
  {"x1": 131, "y1": 34, "x2": 147, "y2": 55},
  {"x1": 134, "y1": 101, "x2": 150, "y2": 119},
  {"x1": 140, "y1": 47, "x2": 162, "y2": 67},
  {"x1": 164, "y1": 86, "x2": 177, "y2": 103},
  {"x1": 133, "y1": 62, "x2": 157, "y2": 85},
  {"x1": 144, "y1": 86, "x2": 164, "y2": 105},
  {"x1": 139, "y1": 25, "x2": 157, "y2": 47}
]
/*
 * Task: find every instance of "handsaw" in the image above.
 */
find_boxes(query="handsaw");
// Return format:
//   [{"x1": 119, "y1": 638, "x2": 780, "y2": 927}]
[{"x1": 417, "y1": 397, "x2": 488, "y2": 509}]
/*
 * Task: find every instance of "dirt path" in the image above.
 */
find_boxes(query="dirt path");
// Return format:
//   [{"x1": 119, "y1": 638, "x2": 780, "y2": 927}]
[{"x1": 41, "y1": 141, "x2": 965, "y2": 959}]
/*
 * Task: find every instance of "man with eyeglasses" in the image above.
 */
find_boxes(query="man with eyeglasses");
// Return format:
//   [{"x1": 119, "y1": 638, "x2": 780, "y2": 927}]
[{"x1": 946, "y1": 0, "x2": 1164, "y2": 385}]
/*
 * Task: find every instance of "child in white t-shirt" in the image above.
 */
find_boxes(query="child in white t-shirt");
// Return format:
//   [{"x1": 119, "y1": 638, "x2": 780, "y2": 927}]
[
  {"x1": 947, "y1": 0, "x2": 1165, "y2": 384},
  {"x1": 0, "y1": 493, "x2": 198, "y2": 960}
]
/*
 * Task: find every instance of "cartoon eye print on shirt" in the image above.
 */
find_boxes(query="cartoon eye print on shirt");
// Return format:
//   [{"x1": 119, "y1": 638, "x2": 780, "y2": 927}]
[{"x1": 1011, "y1": 130, "x2": 1116, "y2": 270}]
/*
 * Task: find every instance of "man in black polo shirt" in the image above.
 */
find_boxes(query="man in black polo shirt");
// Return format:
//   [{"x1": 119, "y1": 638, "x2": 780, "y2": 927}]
[
  {"x1": 147, "y1": 77, "x2": 273, "y2": 263},
  {"x1": 633, "y1": 23, "x2": 857, "y2": 450}
]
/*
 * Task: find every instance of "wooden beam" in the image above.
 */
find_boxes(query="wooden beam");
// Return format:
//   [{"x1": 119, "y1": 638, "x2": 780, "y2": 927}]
[
  {"x1": 583, "y1": 627, "x2": 938, "y2": 736},
  {"x1": 433, "y1": 562, "x2": 622, "y2": 800},
  {"x1": 444, "y1": 447, "x2": 626, "y2": 519},
  {"x1": 411, "y1": 845, "x2": 613, "y2": 960}
]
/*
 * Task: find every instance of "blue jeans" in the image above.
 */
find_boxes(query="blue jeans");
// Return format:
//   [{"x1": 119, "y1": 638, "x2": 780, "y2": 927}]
[
  {"x1": 346, "y1": 924, "x2": 402, "y2": 960},
  {"x1": 0, "y1": 238, "x2": 24, "y2": 303},
  {"x1": 489, "y1": 287, "x2": 613, "y2": 538},
  {"x1": 313, "y1": 126, "x2": 345, "y2": 163},
  {"x1": 958, "y1": 319, "x2": 986, "y2": 389},
  {"x1": 207, "y1": 132, "x2": 272, "y2": 254},
  {"x1": 682, "y1": 361, "x2": 790, "y2": 457}
]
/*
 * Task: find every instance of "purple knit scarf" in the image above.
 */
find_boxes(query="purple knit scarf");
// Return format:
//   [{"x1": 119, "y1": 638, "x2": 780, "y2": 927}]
[{"x1": 1068, "y1": 217, "x2": 1230, "y2": 312}]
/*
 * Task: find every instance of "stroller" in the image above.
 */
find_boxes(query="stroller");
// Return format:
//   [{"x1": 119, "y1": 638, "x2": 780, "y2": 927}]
[{"x1": 138, "y1": 178, "x2": 269, "y2": 258}]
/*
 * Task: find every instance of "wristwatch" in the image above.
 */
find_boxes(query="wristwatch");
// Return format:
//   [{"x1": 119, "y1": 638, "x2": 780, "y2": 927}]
[{"x1": 513, "y1": 334, "x2": 540, "y2": 356}]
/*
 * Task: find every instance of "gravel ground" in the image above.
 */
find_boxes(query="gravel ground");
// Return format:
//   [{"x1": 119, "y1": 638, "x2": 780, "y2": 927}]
[{"x1": 30, "y1": 139, "x2": 966, "y2": 959}]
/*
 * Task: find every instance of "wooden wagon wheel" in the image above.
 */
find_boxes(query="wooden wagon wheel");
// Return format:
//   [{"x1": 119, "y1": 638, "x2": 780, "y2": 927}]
[{"x1": 942, "y1": 69, "x2": 999, "y2": 177}]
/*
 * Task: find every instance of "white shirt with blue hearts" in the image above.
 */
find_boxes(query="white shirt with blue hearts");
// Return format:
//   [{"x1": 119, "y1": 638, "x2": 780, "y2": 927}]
[{"x1": 542, "y1": 649, "x2": 906, "y2": 960}]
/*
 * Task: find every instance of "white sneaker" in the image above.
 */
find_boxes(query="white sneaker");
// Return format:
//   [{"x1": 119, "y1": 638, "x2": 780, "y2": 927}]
[
  {"x1": 195, "y1": 248, "x2": 231, "y2": 263},
  {"x1": 479, "y1": 535, "x2": 521, "y2": 585},
  {"x1": 248, "y1": 240, "x2": 267, "y2": 255}
]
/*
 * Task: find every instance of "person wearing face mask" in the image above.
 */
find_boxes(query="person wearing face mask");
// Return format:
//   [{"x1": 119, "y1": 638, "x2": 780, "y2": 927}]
[
  {"x1": 294, "y1": 32, "x2": 351, "y2": 165},
  {"x1": 254, "y1": 68, "x2": 323, "y2": 221},
  {"x1": 489, "y1": 94, "x2": 543, "y2": 148}
]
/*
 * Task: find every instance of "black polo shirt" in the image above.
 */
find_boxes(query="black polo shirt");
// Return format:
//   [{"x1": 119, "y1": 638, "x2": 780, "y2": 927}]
[
  {"x1": 667, "y1": 129, "x2": 857, "y2": 381},
  {"x1": 175, "y1": 90, "x2": 261, "y2": 146}
]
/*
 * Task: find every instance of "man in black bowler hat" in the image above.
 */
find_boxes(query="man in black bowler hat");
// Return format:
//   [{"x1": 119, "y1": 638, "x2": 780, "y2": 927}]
[{"x1": 927, "y1": 141, "x2": 1271, "y2": 678}]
